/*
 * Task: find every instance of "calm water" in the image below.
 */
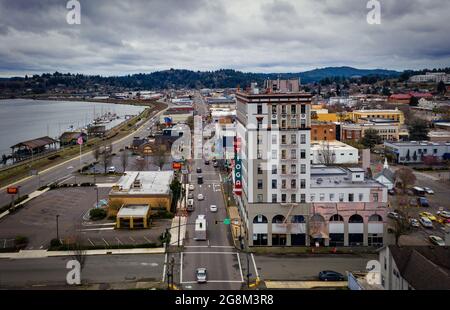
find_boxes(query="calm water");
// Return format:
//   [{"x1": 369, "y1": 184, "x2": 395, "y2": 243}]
[{"x1": 0, "y1": 99, "x2": 145, "y2": 155}]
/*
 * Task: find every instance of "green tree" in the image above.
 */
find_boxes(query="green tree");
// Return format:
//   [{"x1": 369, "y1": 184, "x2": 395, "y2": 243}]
[
  {"x1": 170, "y1": 178, "x2": 182, "y2": 213},
  {"x1": 408, "y1": 119, "x2": 429, "y2": 141},
  {"x1": 409, "y1": 96, "x2": 419, "y2": 106},
  {"x1": 361, "y1": 129, "x2": 382, "y2": 149},
  {"x1": 437, "y1": 81, "x2": 446, "y2": 94}
]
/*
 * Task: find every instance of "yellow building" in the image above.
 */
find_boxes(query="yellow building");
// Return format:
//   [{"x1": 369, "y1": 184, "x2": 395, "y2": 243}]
[
  {"x1": 349, "y1": 109, "x2": 405, "y2": 125},
  {"x1": 109, "y1": 171, "x2": 174, "y2": 213},
  {"x1": 316, "y1": 113, "x2": 339, "y2": 122},
  {"x1": 116, "y1": 204, "x2": 151, "y2": 229}
]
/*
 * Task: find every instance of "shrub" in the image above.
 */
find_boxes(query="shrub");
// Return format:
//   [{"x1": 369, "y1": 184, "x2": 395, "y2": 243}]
[
  {"x1": 37, "y1": 185, "x2": 48, "y2": 191},
  {"x1": 89, "y1": 208, "x2": 107, "y2": 220},
  {"x1": 48, "y1": 154, "x2": 61, "y2": 160},
  {"x1": 50, "y1": 238, "x2": 62, "y2": 247},
  {"x1": 15, "y1": 235, "x2": 28, "y2": 245}
]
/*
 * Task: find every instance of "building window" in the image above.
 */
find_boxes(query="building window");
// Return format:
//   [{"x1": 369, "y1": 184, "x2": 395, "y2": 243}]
[
  {"x1": 272, "y1": 179, "x2": 277, "y2": 189},
  {"x1": 281, "y1": 149, "x2": 287, "y2": 159},
  {"x1": 300, "y1": 149, "x2": 306, "y2": 159},
  {"x1": 281, "y1": 165, "x2": 287, "y2": 174},
  {"x1": 257, "y1": 118, "x2": 263, "y2": 129},
  {"x1": 319, "y1": 193, "x2": 325, "y2": 201},
  {"x1": 339, "y1": 193, "x2": 344, "y2": 202},
  {"x1": 291, "y1": 149, "x2": 297, "y2": 159},
  {"x1": 301, "y1": 104, "x2": 306, "y2": 114},
  {"x1": 310, "y1": 194, "x2": 315, "y2": 201},
  {"x1": 300, "y1": 194, "x2": 306, "y2": 203},
  {"x1": 290, "y1": 119, "x2": 296, "y2": 128},
  {"x1": 272, "y1": 165, "x2": 277, "y2": 174},
  {"x1": 257, "y1": 179, "x2": 263, "y2": 189},
  {"x1": 272, "y1": 134, "x2": 277, "y2": 144},
  {"x1": 281, "y1": 135, "x2": 286, "y2": 144},
  {"x1": 349, "y1": 193, "x2": 354, "y2": 202},
  {"x1": 300, "y1": 134, "x2": 306, "y2": 144},
  {"x1": 281, "y1": 105, "x2": 286, "y2": 114},
  {"x1": 257, "y1": 194, "x2": 263, "y2": 203},
  {"x1": 291, "y1": 179, "x2": 296, "y2": 189},
  {"x1": 300, "y1": 119, "x2": 306, "y2": 128},
  {"x1": 257, "y1": 164, "x2": 263, "y2": 175},
  {"x1": 272, "y1": 105, "x2": 277, "y2": 114},
  {"x1": 291, "y1": 105, "x2": 296, "y2": 114},
  {"x1": 257, "y1": 151, "x2": 262, "y2": 159},
  {"x1": 281, "y1": 120, "x2": 287, "y2": 128},
  {"x1": 359, "y1": 193, "x2": 364, "y2": 201},
  {"x1": 330, "y1": 193, "x2": 335, "y2": 201},
  {"x1": 373, "y1": 193, "x2": 379, "y2": 202},
  {"x1": 291, "y1": 134, "x2": 296, "y2": 144},
  {"x1": 271, "y1": 150, "x2": 277, "y2": 159},
  {"x1": 291, "y1": 164, "x2": 296, "y2": 174},
  {"x1": 300, "y1": 164, "x2": 306, "y2": 174},
  {"x1": 281, "y1": 179, "x2": 287, "y2": 189},
  {"x1": 272, "y1": 194, "x2": 277, "y2": 203},
  {"x1": 300, "y1": 179, "x2": 306, "y2": 189},
  {"x1": 281, "y1": 194, "x2": 287, "y2": 203},
  {"x1": 291, "y1": 194, "x2": 296, "y2": 203},
  {"x1": 257, "y1": 104, "x2": 262, "y2": 114}
]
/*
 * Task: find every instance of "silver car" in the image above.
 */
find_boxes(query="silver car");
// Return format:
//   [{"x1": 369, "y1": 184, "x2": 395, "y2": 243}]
[{"x1": 196, "y1": 268, "x2": 207, "y2": 283}]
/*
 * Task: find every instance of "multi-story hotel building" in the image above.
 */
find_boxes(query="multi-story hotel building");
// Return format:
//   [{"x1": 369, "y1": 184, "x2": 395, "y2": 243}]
[{"x1": 235, "y1": 82, "x2": 388, "y2": 247}]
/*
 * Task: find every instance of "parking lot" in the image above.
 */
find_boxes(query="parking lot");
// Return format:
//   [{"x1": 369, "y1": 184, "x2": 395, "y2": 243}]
[{"x1": 0, "y1": 186, "x2": 170, "y2": 249}]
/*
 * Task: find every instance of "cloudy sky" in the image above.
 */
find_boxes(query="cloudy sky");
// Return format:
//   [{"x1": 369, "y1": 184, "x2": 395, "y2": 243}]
[{"x1": 0, "y1": 0, "x2": 449, "y2": 77}]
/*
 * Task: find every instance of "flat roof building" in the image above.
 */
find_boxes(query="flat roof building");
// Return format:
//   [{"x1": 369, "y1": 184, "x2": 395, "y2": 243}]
[{"x1": 116, "y1": 204, "x2": 151, "y2": 229}]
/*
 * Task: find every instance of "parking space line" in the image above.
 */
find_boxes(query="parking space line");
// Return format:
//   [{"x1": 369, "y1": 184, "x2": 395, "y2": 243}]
[
  {"x1": 129, "y1": 236, "x2": 136, "y2": 243},
  {"x1": 143, "y1": 236, "x2": 151, "y2": 243},
  {"x1": 3, "y1": 239, "x2": 5, "y2": 248},
  {"x1": 115, "y1": 237, "x2": 123, "y2": 245},
  {"x1": 102, "y1": 238, "x2": 109, "y2": 246},
  {"x1": 251, "y1": 253, "x2": 259, "y2": 279},
  {"x1": 237, "y1": 253, "x2": 244, "y2": 282},
  {"x1": 88, "y1": 238, "x2": 95, "y2": 246}
]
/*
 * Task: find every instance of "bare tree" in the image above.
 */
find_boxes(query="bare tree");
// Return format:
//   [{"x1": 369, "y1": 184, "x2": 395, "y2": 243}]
[
  {"x1": 135, "y1": 157, "x2": 146, "y2": 171},
  {"x1": 394, "y1": 167, "x2": 416, "y2": 194},
  {"x1": 318, "y1": 141, "x2": 336, "y2": 165},
  {"x1": 93, "y1": 144, "x2": 101, "y2": 162},
  {"x1": 65, "y1": 231, "x2": 87, "y2": 272},
  {"x1": 391, "y1": 195, "x2": 412, "y2": 246},
  {"x1": 100, "y1": 144, "x2": 112, "y2": 174},
  {"x1": 120, "y1": 150, "x2": 128, "y2": 172},
  {"x1": 152, "y1": 147, "x2": 167, "y2": 170}
]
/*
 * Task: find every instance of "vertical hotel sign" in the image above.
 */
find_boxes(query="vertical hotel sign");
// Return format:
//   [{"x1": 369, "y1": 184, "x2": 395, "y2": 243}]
[{"x1": 233, "y1": 136, "x2": 242, "y2": 196}]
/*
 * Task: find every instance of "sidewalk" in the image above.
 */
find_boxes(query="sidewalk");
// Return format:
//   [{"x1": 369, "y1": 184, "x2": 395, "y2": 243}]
[
  {"x1": 0, "y1": 187, "x2": 50, "y2": 220},
  {"x1": 168, "y1": 182, "x2": 188, "y2": 246},
  {"x1": 264, "y1": 280, "x2": 348, "y2": 289},
  {"x1": 0, "y1": 248, "x2": 164, "y2": 259}
]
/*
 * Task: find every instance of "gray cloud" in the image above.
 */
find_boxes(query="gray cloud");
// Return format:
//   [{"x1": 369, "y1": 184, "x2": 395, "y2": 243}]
[{"x1": 0, "y1": 0, "x2": 449, "y2": 76}]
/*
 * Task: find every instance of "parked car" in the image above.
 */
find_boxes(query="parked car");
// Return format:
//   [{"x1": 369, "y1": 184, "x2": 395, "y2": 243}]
[
  {"x1": 419, "y1": 216, "x2": 433, "y2": 228},
  {"x1": 318, "y1": 270, "x2": 345, "y2": 281},
  {"x1": 107, "y1": 166, "x2": 116, "y2": 173},
  {"x1": 189, "y1": 184, "x2": 195, "y2": 191},
  {"x1": 196, "y1": 167, "x2": 202, "y2": 173},
  {"x1": 187, "y1": 199, "x2": 194, "y2": 212},
  {"x1": 205, "y1": 160, "x2": 210, "y2": 165},
  {"x1": 409, "y1": 218, "x2": 420, "y2": 228},
  {"x1": 210, "y1": 205, "x2": 217, "y2": 212},
  {"x1": 197, "y1": 175, "x2": 203, "y2": 184},
  {"x1": 196, "y1": 268, "x2": 207, "y2": 283},
  {"x1": 188, "y1": 192, "x2": 194, "y2": 199},
  {"x1": 388, "y1": 211, "x2": 399, "y2": 219},
  {"x1": 213, "y1": 161, "x2": 219, "y2": 168},
  {"x1": 197, "y1": 193, "x2": 204, "y2": 201},
  {"x1": 423, "y1": 187, "x2": 434, "y2": 195},
  {"x1": 419, "y1": 212, "x2": 437, "y2": 221},
  {"x1": 437, "y1": 210, "x2": 450, "y2": 219},
  {"x1": 417, "y1": 197, "x2": 430, "y2": 207},
  {"x1": 429, "y1": 235, "x2": 445, "y2": 246}
]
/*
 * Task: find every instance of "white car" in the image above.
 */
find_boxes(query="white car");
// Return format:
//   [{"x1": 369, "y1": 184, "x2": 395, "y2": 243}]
[
  {"x1": 429, "y1": 235, "x2": 445, "y2": 246},
  {"x1": 196, "y1": 268, "x2": 207, "y2": 283},
  {"x1": 437, "y1": 210, "x2": 450, "y2": 219},
  {"x1": 210, "y1": 205, "x2": 217, "y2": 212},
  {"x1": 409, "y1": 218, "x2": 420, "y2": 228},
  {"x1": 419, "y1": 216, "x2": 433, "y2": 228},
  {"x1": 107, "y1": 166, "x2": 116, "y2": 173},
  {"x1": 423, "y1": 187, "x2": 434, "y2": 194},
  {"x1": 189, "y1": 184, "x2": 195, "y2": 191},
  {"x1": 197, "y1": 193, "x2": 204, "y2": 201}
]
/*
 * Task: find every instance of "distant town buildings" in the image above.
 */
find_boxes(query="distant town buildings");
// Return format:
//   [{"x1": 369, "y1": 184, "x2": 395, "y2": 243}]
[
  {"x1": 409, "y1": 72, "x2": 450, "y2": 83},
  {"x1": 384, "y1": 141, "x2": 450, "y2": 164}
]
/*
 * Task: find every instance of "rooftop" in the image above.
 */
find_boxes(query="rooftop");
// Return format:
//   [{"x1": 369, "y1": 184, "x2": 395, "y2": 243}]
[
  {"x1": 117, "y1": 204, "x2": 150, "y2": 217},
  {"x1": 310, "y1": 165, "x2": 383, "y2": 188},
  {"x1": 385, "y1": 140, "x2": 450, "y2": 147},
  {"x1": 111, "y1": 171, "x2": 174, "y2": 196},
  {"x1": 310, "y1": 140, "x2": 357, "y2": 151}
]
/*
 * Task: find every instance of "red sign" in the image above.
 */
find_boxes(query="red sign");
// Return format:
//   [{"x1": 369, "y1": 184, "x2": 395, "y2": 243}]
[
  {"x1": 6, "y1": 187, "x2": 18, "y2": 195},
  {"x1": 172, "y1": 162, "x2": 182, "y2": 170},
  {"x1": 233, "y1": 187, "x2": 242, "y2": 196}
]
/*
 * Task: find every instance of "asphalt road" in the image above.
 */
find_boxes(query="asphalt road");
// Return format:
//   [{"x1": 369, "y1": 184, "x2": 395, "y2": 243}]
[
  {"x1": 0, "y1": 104, "x2": 166, "y2": 207},
  {"x1": 0, "y1": 254, "x2": 165, "y2": 288}
]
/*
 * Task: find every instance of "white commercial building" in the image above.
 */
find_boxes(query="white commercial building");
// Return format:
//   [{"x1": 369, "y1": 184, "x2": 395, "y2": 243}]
[
  {"x1": 384, "y1": 141, "x2": 450, "y2": 163},
  {"x1": 310, "y1": 140, "x2": 358, "y2": 164}
]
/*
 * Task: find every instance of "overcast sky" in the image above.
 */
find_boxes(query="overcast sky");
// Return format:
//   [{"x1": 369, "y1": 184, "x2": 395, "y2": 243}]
[{"x1": 0, "y1": 0, "x2": 449, "y2": 77}]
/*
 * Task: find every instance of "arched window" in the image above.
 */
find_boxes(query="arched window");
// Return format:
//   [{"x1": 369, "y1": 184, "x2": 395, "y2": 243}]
[
  {"x1": 272, "y1": 215, "x2": 285, "y2": 223},
  {"x1": 253, "y1": 215, "x2": 268, "y2": 224},
  {"x1": 291, "y1": 215, "x2": 305, "y2": 223},
  {"x1": 369, "y1": 214, "x2": 383, "y2": 222},
  {"x1": 310, "y1": 214, "x2": 325, "y2": 222},
  {"x1": 329, "y1": 214, "x2": 344, "y2": 222},
  {"x1": 349, "y1": 214, "x2": 364, "y2": 223}
]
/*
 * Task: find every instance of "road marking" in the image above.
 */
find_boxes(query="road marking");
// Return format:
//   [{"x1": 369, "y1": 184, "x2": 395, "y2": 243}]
[
  {"x1": 181, "y1": 280, "x2": 243, "y2": 284},
  {"x1": 115, "y1": 237, "x2": 123, "y2": 245},
  {"x1": 237, "y1": 253, "x2": 244, "y2": 282},
  {"x1": 143, "y1": 236, "x2": 151, "y2": 243},
  {"x1": 180, "y1": 252, "x2": 184, "y2": 284},
  {"x1": 88, "y1": 238, "x2": 95, "y2": 246},
  {"x1": 129, "y1": 236, "x2": 136, "y2": 243},
  {"x1": 162, "y1": 252, "x2": 168, "y2": 283},
  {"x1": 183, "y1": 251, "x2": 238, "y2": 254},
  {"x1": 251, "y1": 253, "x2": 259, "y2": 279},
  {"x1": 79, "y1": 227, "x2": 115, "y2": 232},
  {"x1": 102, "y1": 238, "x2": 109, "y2": 246},
  {"x1": 184, "y1": 245, "x2": 234, "y2": 248}
]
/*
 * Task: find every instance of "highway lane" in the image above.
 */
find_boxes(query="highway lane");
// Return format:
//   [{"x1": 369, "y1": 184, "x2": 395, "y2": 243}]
[
  {"x1": 0, "y1": 254, "x2": 165, "y2": 288},
  {"x1": 0, "y1": 105, "x2": 167, "y2": 207}
]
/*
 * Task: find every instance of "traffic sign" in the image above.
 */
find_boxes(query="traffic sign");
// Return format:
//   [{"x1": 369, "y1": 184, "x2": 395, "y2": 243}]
[
  {"x1": 223, "y1": 218, "x2": 231, "y2": 225},
  {"x1": 6, "y1": 187, "x2": 18, "y2": 194}
]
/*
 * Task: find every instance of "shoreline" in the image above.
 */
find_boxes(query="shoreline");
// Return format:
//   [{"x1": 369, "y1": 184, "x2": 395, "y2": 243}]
[{"x1": 0, "y1": 96, "x2": 163, "y2": 107}]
